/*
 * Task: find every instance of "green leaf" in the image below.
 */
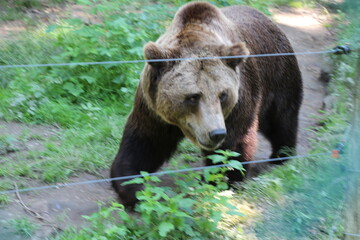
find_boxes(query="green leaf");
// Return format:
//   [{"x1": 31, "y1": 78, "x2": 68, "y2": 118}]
[
  {"x1": 150, "y1": 187, "x2": 166, "y2": 196},
  {"x1": 79, "y1": 75, "x2": 96, "y2": 84},
  {"x1": 121, "y1": 177, "x2": 144, "y2": 186},
  {"x1": 228, "y1": 160, "x2": 243, "y2": 170},
  {"x1": 183, "y1": 224, "x2": 196, "y2": 237},
  {"x1": 158, "y1": 222, "x2": 174, "y2": 237},
  {"x1": 140, "y1": 171, "x2": 150, "y2": 177},
  {"x1": 174, "y1": 211, "x2": 191, "y2": 219},
  {"x1": 215, "y1": 149, "x2": 240, "y2": 157},
  {"x1": 111, "y1": 202, "x2": 124, "y2": 208},
  {"x1": 214, "y1": 149, "x2": 226, "y2": 155},
  {"x1": 149, "y1": 176, "x2": 161, "y2": 183},
  {"x1": 63, "y1": 82, "x2": 84, "y2": 97},
  {"x1": 227, "y1": 151, "x2": 240, "y2": 157},
  {"x1": 207, "y1": 154, "x2": 226, "y2": 164},
  {"x1": 105, "y1": 225, "x2": 127, "y2": 236},
  {"x1": 98, "y1": 48, "x2": 111, "y2": 57},
  {"x1": 203, "y1": 169, "x2": 211, "y2": 182},
  {"x1": 112, "y1": 75, "x2": 124, "y2": 84},
  {"x1": 178, "y1": 198, "x2": 196, "y2": 209},
  {"x1": 140, "y1": 171, "x2": 154, "y2": 182},
  {"x1": 216, "y1": 182, "x2": 228, "y2": 190},
  {"x1": 127, "y1": 47, "x2": 143, "y2": 56},
  {"x1": 109, "y1": 17, "x2": 128, "y2": 29}
]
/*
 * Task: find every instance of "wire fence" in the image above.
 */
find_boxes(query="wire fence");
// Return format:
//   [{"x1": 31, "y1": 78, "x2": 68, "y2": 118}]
[
  {"x1": 0, "y1": 123, "x2": 352, "y2": 195},
  {"x1": 0, "y1": 152, "x2": 332, "y2": 195},
  {"x1": 0, "y1": 44, "x2": 355, "y2": 237},
  {"x1": 344, "y1": 233, "x2": 360, "y2": 238},
  {"x1": 0, "y1": 46, "x2": 351, "y2": 69}
]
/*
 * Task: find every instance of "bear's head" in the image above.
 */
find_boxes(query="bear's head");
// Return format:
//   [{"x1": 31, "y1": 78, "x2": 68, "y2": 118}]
[{"x1": 141, "y1": 42, "x2": 249, "y2": 151}]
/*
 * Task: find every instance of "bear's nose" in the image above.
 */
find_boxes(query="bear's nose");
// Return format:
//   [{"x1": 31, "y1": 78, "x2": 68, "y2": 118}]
[{"x1": 209, "y1": 129, "x2": 227, "y2": 143}]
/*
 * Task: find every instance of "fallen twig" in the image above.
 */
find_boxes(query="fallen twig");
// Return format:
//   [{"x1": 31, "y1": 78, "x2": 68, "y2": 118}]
[
  {"x1": 14, "y1": 182, "x2": 46, "y2": 221},
  {"x1": 13, "y1": 182, "x2": 62, "y2": 232}
]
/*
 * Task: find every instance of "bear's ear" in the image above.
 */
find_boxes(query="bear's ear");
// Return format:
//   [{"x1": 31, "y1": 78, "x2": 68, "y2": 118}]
[
  {"x1": 144, "y1": 42, "x2": 176, "y2": 70},
  {"x1": 220, "y1": 42, "x2": 250, "y2": 69}
]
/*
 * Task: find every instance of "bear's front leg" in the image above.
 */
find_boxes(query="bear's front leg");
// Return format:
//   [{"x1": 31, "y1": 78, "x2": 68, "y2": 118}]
[{"x1": 110, "y1": 110, "x2": 183, "y2": 208}]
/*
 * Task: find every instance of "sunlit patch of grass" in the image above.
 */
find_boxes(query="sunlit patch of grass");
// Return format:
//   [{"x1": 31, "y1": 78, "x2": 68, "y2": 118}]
[
  {"x1": 0, "y1": 98, "x2": 127, "y2": 185},
  {"x1": 34, "y1": 107, "x2": 126, "y2": 183},
  {"x1": 218, "y1": 193, "x2": 260, "y2": 239}
]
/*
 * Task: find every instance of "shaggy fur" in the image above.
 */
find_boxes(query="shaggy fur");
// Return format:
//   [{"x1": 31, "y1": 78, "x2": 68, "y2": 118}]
[{"x1": 111, "y1": 2, "x2": 303, "y2": 207}]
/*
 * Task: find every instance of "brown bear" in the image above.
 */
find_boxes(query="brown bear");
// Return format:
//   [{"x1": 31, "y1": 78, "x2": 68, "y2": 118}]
[{"x1": 111, "y1": 2, "x2": 303, "y2": 207}]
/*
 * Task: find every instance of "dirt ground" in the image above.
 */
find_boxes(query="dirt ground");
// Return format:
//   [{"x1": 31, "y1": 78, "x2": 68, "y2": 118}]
[
  {"x1": 0, "y1": 4, "x2": 100, "y2": 41},
  {"x1": 0, "y1": 6, "x2": 336, "y2": 239}
]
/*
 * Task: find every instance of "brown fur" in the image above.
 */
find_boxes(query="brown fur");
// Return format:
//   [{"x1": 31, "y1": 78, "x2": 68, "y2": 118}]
[{"x1": 111, "y1": 2, "x2": 303, "y2": 207}]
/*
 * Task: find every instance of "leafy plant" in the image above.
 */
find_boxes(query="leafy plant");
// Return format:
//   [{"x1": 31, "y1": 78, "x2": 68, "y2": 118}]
[
  {"x1": 206, "y1": 149, "x2": 244, "y2": 189},
  {"x1": 42, "y1": 3, "x2": 171, "y2": 102},
  {"x1": 56, "y1": 151, "x2": 244, "y2": 239}
]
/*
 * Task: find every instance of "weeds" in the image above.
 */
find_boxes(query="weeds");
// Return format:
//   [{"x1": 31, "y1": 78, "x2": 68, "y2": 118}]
[
  {"x1": 9, "y1": 217, "x2": 38, "y2": 237},
  {"x1": 0, "y1": 134, "x2": 19, "y2": 155},
  {"x1": 56, "y1": 151, "x2": 244, "y2": 239}
]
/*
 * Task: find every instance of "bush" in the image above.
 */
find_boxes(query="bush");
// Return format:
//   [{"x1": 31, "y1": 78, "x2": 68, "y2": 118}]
[{"x1": 56, "y1": 151, "x2": 245, "y2": 239}]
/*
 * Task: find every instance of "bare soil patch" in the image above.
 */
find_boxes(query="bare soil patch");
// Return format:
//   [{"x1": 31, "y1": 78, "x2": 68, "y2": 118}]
[
  {"x1": 0, "y1": 3, "x2": 99, "y2": 41},
  {"x1": 250, "y1": 7, "x2": 335, "y2": 175}
]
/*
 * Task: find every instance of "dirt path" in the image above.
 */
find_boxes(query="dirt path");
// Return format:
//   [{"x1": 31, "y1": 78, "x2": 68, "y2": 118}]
[
  {"x1": 0, "y1": 4, "x2": 99, "y2": 41},
  {"x1": 0, "y1": 6, "x2": 335, "y2": 239},
  {"x1": 251, "y1": 7, "x2": 335, "y2": 174}
]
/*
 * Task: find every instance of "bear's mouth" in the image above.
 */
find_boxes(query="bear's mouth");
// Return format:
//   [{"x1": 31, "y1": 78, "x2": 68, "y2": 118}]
[
  {"x1": 198, "y1": 140, "x2": 222, "y2": 151},
  {"x1": 180, "y1": 125, "x2": 224, "y2": 151}
]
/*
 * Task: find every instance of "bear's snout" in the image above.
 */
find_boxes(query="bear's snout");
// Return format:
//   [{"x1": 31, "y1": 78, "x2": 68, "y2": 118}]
[
  {"x1": 197, "y1": 128, "x2": 227, "y2": 150},
  {"x1": 209, "y1": 128, "x2": 227, "y2": 144}
]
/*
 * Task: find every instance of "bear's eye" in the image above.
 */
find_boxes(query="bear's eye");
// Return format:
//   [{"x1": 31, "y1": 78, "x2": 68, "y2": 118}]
[
  {"x1": 185, "y1": 94, "x2": 201, "y2": 105},
  {"x1": 219, "y1": 92, "x2": 228, "y2": 103}
]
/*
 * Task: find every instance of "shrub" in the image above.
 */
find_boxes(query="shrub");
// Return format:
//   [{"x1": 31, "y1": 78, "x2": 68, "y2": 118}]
[{"x1": 56, "y1": 150, "x2": 245, "y2": 239}]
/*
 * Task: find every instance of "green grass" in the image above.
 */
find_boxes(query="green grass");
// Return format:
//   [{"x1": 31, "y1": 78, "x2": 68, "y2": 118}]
[
  {"x1": 240, "y1": 138, "x2": 349, "y2": 238},
  {"x1": 0, "y1": 134, "x2": 19, "y2": 155},
  {"x1": 9, "y1": 217, "x2": 38, "y2": 238},
  {"x1": 0, "y1": 102, "x2": 127, "y2": 184}
]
